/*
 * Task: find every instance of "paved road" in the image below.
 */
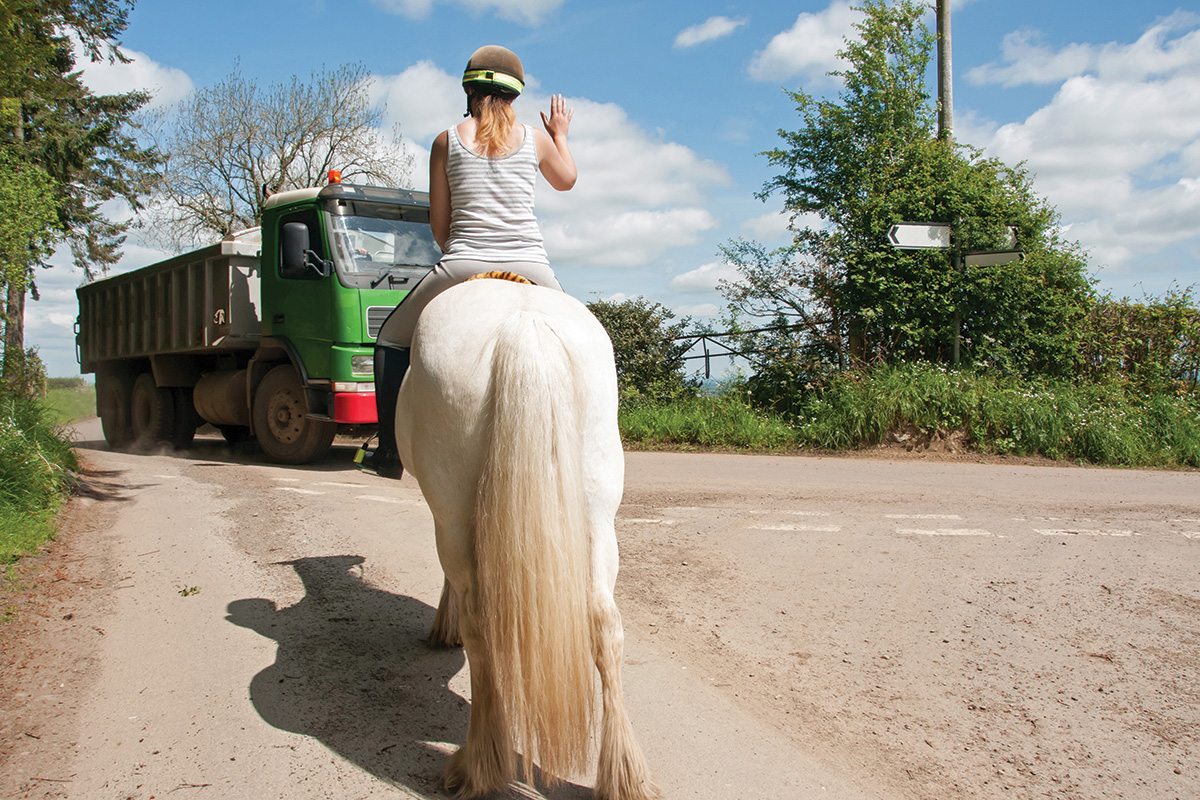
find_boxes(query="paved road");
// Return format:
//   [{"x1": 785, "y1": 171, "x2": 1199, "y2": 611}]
[{"x1": 3, "y1": 422, "x2": 1199, "y2": 799}]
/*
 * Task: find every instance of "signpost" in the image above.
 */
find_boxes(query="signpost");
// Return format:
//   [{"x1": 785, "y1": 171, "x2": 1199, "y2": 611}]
[
  {"x1": 887, "y1": 222, "x2": 951, "y2": 250},
  {"x1": 965, "y1": 250, "x2": 1024, "y2": 267},
  {"x1": 885, "y1": 223, "x2": 1026, "y2": 366}
]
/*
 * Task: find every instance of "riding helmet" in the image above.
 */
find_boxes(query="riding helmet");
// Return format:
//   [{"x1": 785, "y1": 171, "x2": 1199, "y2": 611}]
[{"x1": 462, "y1": 45, "x2": 524, "y2": 96}]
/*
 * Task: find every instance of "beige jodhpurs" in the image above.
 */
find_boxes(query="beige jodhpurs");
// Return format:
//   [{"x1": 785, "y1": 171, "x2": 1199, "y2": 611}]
[{"x1": 375, "y1": 258, "x2": 562, "y2": 349}]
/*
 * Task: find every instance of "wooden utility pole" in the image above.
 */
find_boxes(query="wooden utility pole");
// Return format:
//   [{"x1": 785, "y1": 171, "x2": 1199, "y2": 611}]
[
  {"x1": 936, "y1": 0, "x2": 961, "y2": 362},
  {"x1": 937, "y1": 0, "x2": 954, "y2": 143}
]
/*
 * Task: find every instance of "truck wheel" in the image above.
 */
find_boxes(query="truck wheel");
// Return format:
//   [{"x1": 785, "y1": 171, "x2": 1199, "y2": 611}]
[
  {"x1": 252, "y1": 365, "x2": 336, "y2": 464},
  {"x1": 130, "y1": 373, "x2": 174, "y2": 449},
  {"x1": 97, "y1": 374, "x2": 133, "y2": 448},
  {"x1": 169, "y1": 387, "x2": 199, "y2": 449}
]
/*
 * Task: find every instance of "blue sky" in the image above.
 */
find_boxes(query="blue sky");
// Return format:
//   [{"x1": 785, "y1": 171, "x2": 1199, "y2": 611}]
[{"x1": 27, "y1": 0, "x2": 1200, "y2": 377}]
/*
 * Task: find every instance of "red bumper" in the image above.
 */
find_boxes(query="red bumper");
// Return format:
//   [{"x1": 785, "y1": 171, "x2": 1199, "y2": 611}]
[{"x1": 333, "y1": 392, "x2": 377, "y2": 424}]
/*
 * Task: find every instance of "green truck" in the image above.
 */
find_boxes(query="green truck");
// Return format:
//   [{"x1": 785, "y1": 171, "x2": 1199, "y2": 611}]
[{"x1": 75, "y1": 177, "x2": 439, "y2": 464}]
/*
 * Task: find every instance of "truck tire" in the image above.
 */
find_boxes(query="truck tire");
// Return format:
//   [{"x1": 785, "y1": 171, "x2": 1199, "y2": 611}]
[
  {"x1": 130, "y1": 372, "x2": 174, "y2": 449},
  {"x1": 252, "y1": 365, "x2": 336, "y2": 464},
  {"x1": 169, "y1": 387, "x2": 200, "y2": 449},
  {"x1": 97, "y1": 373, "x2": 133, "y2": 448}
]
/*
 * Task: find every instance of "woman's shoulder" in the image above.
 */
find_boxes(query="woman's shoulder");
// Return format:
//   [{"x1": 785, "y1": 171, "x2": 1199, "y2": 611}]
[{"x1": 431, "y1": 129, "x2": 450, "y2": 157}]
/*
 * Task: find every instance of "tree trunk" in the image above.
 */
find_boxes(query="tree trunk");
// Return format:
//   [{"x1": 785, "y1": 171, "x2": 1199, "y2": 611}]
[{"x1": 3, "y1": 280, "x2": 26, "y2": 389}]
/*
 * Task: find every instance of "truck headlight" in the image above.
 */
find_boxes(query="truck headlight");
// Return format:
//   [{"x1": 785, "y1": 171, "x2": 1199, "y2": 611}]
[
  {"x1": 351, "y1": 354, "x2": 374, "y2": 377},
  {"x1": 333, "y1": 381, "x2": 375, "y2": 393}
]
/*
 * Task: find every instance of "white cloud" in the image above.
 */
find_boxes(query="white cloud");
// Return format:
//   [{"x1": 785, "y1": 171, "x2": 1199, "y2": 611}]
[
  {"x1": 674, "y1": 16, "x2": 748, "y2": 49},
  {"x1": 740, "y1": 209, "x2": 794, "y2": 242},
  {"x1": 372, "y1": 60, "x2": 465, "y2": 144},
  {"x1": 967, "y1": 11, "x2": 1200, "y2": 88},
  {"x1": 368, "y1": 0, "x2": 562, "y2": 25},
  {"x1": 963, "y1": 14, "x2": 1200, "y2": 283},
  {"x1": 75, "y1": 40, "x2": 193, "y2": 109},
  {"x1": 541, "y1": 208, "x2": 718, "y2": 267},
  {"x1": 670, "y1": 262, "x2": 740, "y2": 293},
  {"x1": 749, "y1": 1, "x2": 859, "y2": 84}
]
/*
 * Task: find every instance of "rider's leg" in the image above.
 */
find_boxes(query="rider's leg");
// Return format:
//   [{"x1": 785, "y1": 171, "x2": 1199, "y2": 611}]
[{"x1": 365, "y1": 343, "x2": 409, "y2": 479}]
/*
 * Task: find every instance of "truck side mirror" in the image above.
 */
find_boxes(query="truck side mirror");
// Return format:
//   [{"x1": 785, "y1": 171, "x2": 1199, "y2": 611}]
[
  {"x1": 281, "y1": 222, "x2": 330, "y2": 278},
  {"x1": 281, "y1": 222, "x2": 311, "y2": 277}
]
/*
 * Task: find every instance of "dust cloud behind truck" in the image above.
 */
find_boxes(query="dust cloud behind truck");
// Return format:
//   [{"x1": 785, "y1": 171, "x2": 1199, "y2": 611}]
[{"x1": 76, "y1": 178, "x2": 439, "y2": 464}]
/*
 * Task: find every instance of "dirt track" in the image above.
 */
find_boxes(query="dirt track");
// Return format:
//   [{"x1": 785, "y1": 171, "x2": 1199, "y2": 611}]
[{"x1": 3, "y1": 423, "x2": 1199, "y2": 798}]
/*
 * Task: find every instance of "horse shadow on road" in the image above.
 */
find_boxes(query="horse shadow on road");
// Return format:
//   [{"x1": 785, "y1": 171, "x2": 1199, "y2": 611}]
[{"x1": 227, "y1": 555, "x2": 594, "y2": 799}]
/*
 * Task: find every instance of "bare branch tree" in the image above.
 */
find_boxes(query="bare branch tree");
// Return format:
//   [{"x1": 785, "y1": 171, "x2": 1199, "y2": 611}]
[{"x1": 144, "y1": 63, "x2": 413, "y2": 250}]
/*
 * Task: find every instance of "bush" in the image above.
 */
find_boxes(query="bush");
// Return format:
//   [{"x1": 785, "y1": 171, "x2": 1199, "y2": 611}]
[
  {"x1": 0, "y1": 392, "x2": 78, "y2": 565},
  {"x1": 587, "y1": 296, "x2": 697, "y2": 404}
]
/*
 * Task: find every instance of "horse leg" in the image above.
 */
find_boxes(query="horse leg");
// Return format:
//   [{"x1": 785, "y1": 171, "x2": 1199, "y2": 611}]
[
  {"x1": 428, "y1": 577, "x2": 462, "y2": 648},
  {"x1": 591, "y1": 595, "x2": 659, "y2": 800},
  {"x1": 443, "y1": 587, "x2": 515, "y2": 798}
]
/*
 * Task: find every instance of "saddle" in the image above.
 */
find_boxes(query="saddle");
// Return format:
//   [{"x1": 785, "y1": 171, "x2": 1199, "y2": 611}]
[{"x1": 467, "y1": 270, "x2": 534, "y2": 285}]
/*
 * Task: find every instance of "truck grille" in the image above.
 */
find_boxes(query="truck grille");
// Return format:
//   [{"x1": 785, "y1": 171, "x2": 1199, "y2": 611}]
[{"x1": 366, "y1": 306, "x2": 393, "y2": 340}]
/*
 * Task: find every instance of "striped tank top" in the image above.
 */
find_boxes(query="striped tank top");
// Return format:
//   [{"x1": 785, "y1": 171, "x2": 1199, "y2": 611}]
[{"x1": 442, "y1": 123, "x2": 549, "y2": 265}]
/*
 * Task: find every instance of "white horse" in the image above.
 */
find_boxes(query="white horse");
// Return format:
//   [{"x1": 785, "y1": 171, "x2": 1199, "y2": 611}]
[{"x1": 394, "y1": 277, "x2": 658, "y2": 800}]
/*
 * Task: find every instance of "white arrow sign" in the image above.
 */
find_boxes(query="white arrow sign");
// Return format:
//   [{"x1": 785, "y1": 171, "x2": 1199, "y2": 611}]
[
  {"x1": 965, "y1": 250, "x2": 1024, "y2": 267},
  {"x1": 888, "y1": 222, "x2": 951, "y2": 250}
]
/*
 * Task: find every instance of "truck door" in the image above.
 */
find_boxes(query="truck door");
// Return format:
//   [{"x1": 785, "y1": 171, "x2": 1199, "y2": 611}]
[{"x1": 265, "y1": 208, "x2": 334, "y2": 378}]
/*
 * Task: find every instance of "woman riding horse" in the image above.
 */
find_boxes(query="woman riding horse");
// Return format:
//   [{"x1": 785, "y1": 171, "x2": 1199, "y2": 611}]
[{"x1": 362, "y1": 45, "x2": 577, "y2": 478}]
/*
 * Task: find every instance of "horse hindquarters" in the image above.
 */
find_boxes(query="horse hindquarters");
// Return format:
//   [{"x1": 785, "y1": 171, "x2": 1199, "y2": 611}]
[{"x1": 472, "y1": 312, "x2": 595, "y2": 783}]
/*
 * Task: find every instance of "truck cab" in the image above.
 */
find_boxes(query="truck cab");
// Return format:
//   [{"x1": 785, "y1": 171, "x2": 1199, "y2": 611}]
[{"x1": 77, "y1": 178, "x2": 439, "y2": 464}]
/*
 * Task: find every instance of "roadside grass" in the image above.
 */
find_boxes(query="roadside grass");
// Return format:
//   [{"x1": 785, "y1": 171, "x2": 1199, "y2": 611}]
[
  {"x1": 44, "y1": 381, "x2": 96, "y2": 426},
  {"x1": 1, "y1": 393, "x2": 79, "y2": 570},
  {"x1": 620, "y1": 392, "x2": 799, "y2": 451},
  {"x1": 621, "y1": 364, "x2": 1200, "y2": 468}
]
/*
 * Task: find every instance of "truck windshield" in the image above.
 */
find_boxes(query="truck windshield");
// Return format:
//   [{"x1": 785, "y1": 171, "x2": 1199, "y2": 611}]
[{"x1": 328, "y1": 212, "x2": 441, "y2": 286}]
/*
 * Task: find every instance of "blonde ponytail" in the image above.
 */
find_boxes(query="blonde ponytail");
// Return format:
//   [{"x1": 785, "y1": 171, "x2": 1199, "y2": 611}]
[{"x1": 474, "y1": 92, "x2": 517, "y2": 157}]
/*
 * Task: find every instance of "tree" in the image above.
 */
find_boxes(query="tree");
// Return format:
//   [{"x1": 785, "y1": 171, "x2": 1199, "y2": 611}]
[
  {"x1": 1, "y1": 0, "x2": 157, "y2": 387},
  {"x1": 0, "y1": 148, "x2": 58, "y2": 388},
  {"x1": 146, "y1": 64, "x2": 414, "y2": 249},
  {"x1": 587, "y1": 297, "x2": 695, "y2": 404},
  {"x1": 722, "y1": 0, "x2": 1093, "y2": 380}
]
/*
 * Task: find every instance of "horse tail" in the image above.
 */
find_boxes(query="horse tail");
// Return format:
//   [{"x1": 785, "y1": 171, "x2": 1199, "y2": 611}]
[{"x1": 475, "y1": 310, "x2": 594, "y2": 781}]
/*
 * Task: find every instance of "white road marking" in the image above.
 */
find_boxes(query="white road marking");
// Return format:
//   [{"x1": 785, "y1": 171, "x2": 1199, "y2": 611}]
[
  {"x1": 785, "y1": 510, "x2": 831, "y2": 517},
  {"x1": 274, "y1": 487, "x2": 323, "y2": 495},
  {"x1": 357, "y1": 495, "x2": 421, "y2": 505},
  {"x1": 314, "y1": 481, "x2": 366, "y2": 488},
  {"x1": 272, "y1": 477, "x2": 301, "y2": 482},
  {"x1": 1036, "y1": 529, "x2": 1137, "y2": 537},
  {"x1": 1181, "y1": 532, "x2": 1200, "y2": 539},
  {"x1": 886, "y1": 514, "x2": 962, "y2": 520},
  {"x1": 750, "y1": 524, "x2": 842, "y2": 532},
  {"x1": 896, "y1": 528, "x2": 991, "y2": 536},
  {"x1": 622, "y1": 518, "x2": 676, "y2": 525}
]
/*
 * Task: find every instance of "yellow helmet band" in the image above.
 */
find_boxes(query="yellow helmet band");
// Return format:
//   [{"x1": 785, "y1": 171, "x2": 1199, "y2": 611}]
[{"x1": 462, "y1": 68, "x2": 524, "y2": 95}]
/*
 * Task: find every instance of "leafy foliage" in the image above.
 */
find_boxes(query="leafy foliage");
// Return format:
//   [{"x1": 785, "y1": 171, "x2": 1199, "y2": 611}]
[
  {"x1": 0, "y1": 147, "x2": 59, "y2": 298},
  {"x1": 1080, "y1": 286, "x2": 1200, "y2": 394},
  {"x1": 145, "y1": 64, "x2": 413, "y2": 249},
  {"x1": 586, "y1": 296, "x2": 695, "y2": 405},
  {"x1": 722, "y1": 0, "x2": 1094, "y2": 391},
  {"x1": 2, "y1": 0, "x2": 157, "y2": 397},
  {"x1": 2, "y1": 0, "x2": 158, "y2": 281},
  {"x1": 0, "y1": 389, "x2": 78, "y2": 565}
]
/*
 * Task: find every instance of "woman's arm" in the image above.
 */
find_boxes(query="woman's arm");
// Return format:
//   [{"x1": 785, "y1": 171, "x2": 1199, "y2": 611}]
[
  {"x1": 536, "y1": 94, "x2": 577, "y2": 191},
  {"x1": 429, "y1": 130, "x2": 451, "y2": 250}
]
